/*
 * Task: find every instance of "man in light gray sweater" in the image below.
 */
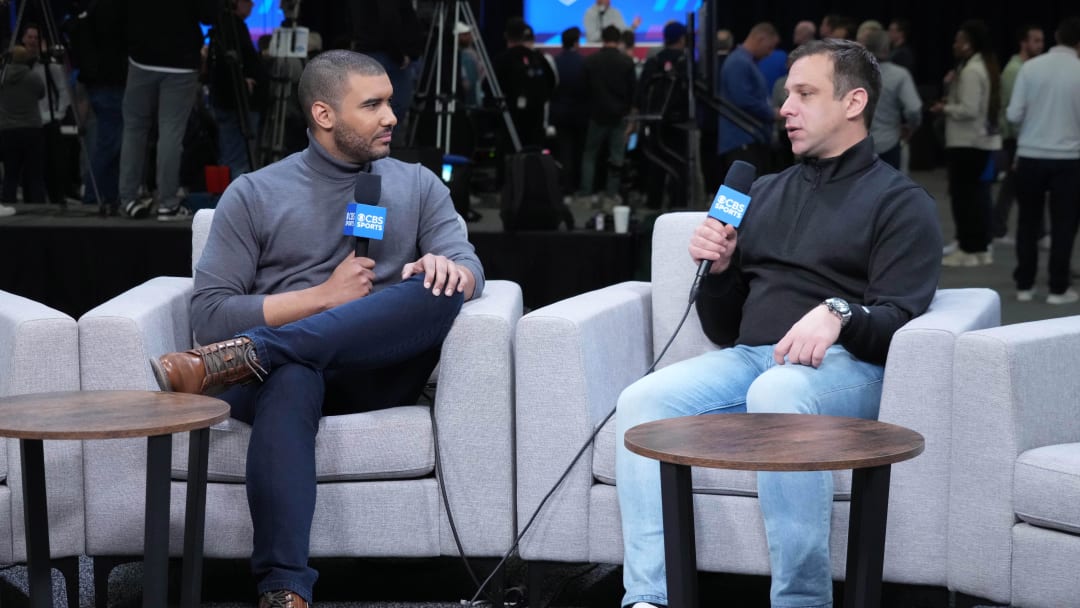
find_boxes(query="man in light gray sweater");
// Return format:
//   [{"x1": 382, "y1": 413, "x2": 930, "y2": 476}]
[
  {"x1": 150, "y1": 51, "x2": 484, "y2": 608},
  {"x1": 1006, "y1": 17, "x2": 1080, "y2": 304}
]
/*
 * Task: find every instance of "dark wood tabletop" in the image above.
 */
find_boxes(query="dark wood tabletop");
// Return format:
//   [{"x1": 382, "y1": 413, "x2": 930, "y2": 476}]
[
  {"x1": 624, "y1": 413, "x2": 924, "y2": 471},
  {"x1": 0, "y1": 391, "x2": 231, "y2": 440}
]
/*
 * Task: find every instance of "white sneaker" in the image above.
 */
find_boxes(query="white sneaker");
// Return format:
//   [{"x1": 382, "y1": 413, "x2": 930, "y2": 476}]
[
  {"x1": 1046, "y1": 289, "x2": 1079, "y2": 305},
  {"x1": 993, "y1": 235, "x2": 1015, "y2": 246},
  {"x1": 0, "y1": 203, "x2": 15, "y2": 217},
  {"x1": 978, "y1": 250, "x2": 993, "y2": 265},
  {"x1": 156, "y1": 205, "x2": 192, "y2": 222},
  {"x1": 1039, "y1": 235, "x2": 1052, "y2": 251},
  {"x1": 1016, "y1": 289, "x2": 1035, "y2": 302},
  {"x1": 942, "y1": 240, "x2": 959, "y2": 256},
  {"x1": 942, "y1": 250, "x2": 981, "y2": 267}
]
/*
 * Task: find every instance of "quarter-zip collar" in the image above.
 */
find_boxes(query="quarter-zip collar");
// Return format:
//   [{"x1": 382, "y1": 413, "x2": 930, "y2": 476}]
[{"x1": 798, "y1": 136, "x2": 876, "y2": 187}]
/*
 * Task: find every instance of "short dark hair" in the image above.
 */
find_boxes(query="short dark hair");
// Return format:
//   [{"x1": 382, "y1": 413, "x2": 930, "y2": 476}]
[
  {"x1": 601, "y1": 25, "x2": 622, "y2": 44},
  {"x1": 621, "y1": 29, "x2": 636, "y2": 49},
  {"x1": 561, "y1": 26, "x2": 581, "y2": 49},
  {"x1": 1016, "y1": 24, "x2": 1042, "y2": 44},
  {"x1": 1056, "y1": 16, "x2": 1080, "y2": 47},
  {"x1": 298, "y1": 50, "x2": 387, "y2": 127},
  {"x1": 889, "y1": 18, "x2": 911, "y2": 37},
  {"x1": 789, "y1": 38, "x2": 881, "y2": 128}
]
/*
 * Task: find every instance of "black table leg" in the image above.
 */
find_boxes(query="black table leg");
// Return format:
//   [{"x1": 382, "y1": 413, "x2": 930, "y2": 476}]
[
  {"x1": 143, "y1": 434, "x2": 172, "y2": 608},
  {"x1": 844, "y1": 464, "x2": 892, "y2": 608},
  {"x1": 660, "y1": 462, "x2": 697, "y2": 608},
  {"x1": 20, "y1": 439, "x2": 53, "y2": 608},
  {"x1": 180, "y1": 428, "x2": 210, "y2": 608}
]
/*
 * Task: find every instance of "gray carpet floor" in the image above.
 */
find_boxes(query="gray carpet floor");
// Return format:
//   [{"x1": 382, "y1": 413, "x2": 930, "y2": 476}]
[{"x1": 1, "y1": 167, "x2": 1036, "y2": 607}]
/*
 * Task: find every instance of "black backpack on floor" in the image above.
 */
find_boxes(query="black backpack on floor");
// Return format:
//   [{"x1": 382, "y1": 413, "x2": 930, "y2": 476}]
[{"x1": 500, "y1": 151, "x2": 573, "y2": 231}]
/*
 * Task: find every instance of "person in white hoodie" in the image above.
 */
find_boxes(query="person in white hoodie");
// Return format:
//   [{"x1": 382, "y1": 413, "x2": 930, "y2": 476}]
[
  {"x1": 1005, "y1": 17, "x2": 1080, "y2": 304},
  {"x1": 930, "y1": 19, "x2": 1002, "y2": 268}
]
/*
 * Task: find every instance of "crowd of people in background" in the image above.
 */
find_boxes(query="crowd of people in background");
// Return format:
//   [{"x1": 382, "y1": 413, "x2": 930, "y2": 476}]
[{"x1": 0, "y1": 0, "x2": 1078, "y2": 307}]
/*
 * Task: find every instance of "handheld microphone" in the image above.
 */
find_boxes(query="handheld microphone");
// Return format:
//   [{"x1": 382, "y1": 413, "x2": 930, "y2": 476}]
[
  {"x1": 343, "y1": 172, "x2": 385, "y2": 257},
  {"x1": 695, "y1": 160, "x2": 756, "y2": 282}
]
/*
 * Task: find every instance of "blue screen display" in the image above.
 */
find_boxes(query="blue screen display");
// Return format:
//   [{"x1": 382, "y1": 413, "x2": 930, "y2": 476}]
[
  {"x1": 202, "y1": 0, "x2": 286, "y2": 44},
  {"x1": 524, "y1": 0, "x2": 703, "y2": 45}
]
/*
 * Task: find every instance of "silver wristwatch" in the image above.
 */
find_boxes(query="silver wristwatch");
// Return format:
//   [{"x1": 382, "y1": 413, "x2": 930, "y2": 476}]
[{"x1": 822, "y1": 297, "x2": 852, "y2": 328}]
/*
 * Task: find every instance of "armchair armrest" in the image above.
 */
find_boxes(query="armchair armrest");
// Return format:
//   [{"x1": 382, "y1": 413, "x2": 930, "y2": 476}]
[
  {"x1": 78, "y1": 277, "x2": 194, "y2": 391},
  {"x1": 875, "y1": 287, "x2": 999, "y2": 585},
  {"x1": 0, "y1": 291, "x2": 83, "y2": 562},
  {"x1": 948, "y1": 316, "x2": 1080, "y2": 602},
  {"x1": 0, "y1": 291, "x2": 79, "y2": 396},
  {"x1": 433, "y1": 280, "x2": 523, "y2": 556},
  {"x1": 515, "y1": 281, "x2": 652, "y2": 561}
]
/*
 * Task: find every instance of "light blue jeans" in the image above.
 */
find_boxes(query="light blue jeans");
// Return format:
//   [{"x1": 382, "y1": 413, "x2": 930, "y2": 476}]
[{"x1": 616, "y1": 344, "x2": 884, "y2": 608}]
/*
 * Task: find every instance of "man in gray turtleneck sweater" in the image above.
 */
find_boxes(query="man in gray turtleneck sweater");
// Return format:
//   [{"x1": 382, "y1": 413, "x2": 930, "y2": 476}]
[{"x1": 151, "y1": 51, "x2": 483, "y2": 608}]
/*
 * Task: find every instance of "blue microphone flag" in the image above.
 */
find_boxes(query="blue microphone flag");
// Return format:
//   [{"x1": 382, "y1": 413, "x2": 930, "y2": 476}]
[
  {"x1": 343, "y1": 203, "x2": 387, "y2": 240},
  {"x1": 707, "y1": 185, "x2": 752, "y2": 228}
]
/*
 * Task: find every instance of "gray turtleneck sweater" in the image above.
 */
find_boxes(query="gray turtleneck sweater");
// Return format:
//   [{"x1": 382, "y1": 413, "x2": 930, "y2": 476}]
[{"x1": 192, "y1": 134, "x2": 484, "y2": 344}]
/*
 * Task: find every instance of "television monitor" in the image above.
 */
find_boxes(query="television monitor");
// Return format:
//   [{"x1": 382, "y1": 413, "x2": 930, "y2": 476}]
[{"x1": 523, "y1": 0, "x2": 703, "y2": 45}]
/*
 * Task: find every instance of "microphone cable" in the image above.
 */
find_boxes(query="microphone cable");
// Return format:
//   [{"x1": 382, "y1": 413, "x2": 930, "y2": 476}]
[{"x1": 465, "y1": 280, "x2": 703, "y2": 605}]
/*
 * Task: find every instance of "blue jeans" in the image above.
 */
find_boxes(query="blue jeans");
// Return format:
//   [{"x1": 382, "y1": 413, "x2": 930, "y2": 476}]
[
  {"x1": 118, "y1": 64, "x2": 199, "y2": 208},
  {"x1": 213, "y1": 107, "x2": 260, "y2": 179},
  {"x1": 216, "y1": 275, "x2": 464, "y2": 603},
  {"x1": 86, "y1": 85, "x2": 125, "y2": 204},
  {"x1": 616, "y1": 344, "x2": 884, "y2": 608}
]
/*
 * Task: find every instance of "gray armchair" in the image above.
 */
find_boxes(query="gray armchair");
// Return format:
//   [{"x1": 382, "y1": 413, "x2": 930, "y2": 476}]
[
  {"x1": 78, "y1": 210, "x2": 521, "y2": 605},
  {"x1": 514, "y1": 212, "x2": 1000, "y2": 595},
  {"x1": 0, "y1": 290, "x2": 84, "y2": 607},
  {"x1": 949, "y1": 317, "x2": 1080, "y2": 607}
]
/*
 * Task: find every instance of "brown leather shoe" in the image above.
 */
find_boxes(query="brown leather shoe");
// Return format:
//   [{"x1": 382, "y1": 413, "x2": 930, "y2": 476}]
[
  {"x1": 149, "y1": 336, "x2": 266, "y2": 394},
  {"x1": 258, "y1": 590, "x2": 309, "y2": 608}
]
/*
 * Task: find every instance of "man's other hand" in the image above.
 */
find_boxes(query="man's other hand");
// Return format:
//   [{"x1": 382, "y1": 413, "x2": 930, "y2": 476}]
[
  {"x1": 689, "y1": 218, "x2": 738, "y2": 274},
  {"x1": 320, "y1": 252, "x2": 376, "y2": 308},
  {"x1": 402, "y1": 254, "x2": 472, "y2": 298},
  {"x1": 773, "y1": 305, "x2": 842, "y2": 368}
]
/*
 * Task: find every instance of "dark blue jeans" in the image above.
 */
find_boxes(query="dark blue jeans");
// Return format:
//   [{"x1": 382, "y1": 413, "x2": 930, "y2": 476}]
[
  {"x1": 217, "y1": 275, "x2": 464, "y2": 602},
  {"x1": 86, "y1": 85, "x2": 125, "y2": 204}
]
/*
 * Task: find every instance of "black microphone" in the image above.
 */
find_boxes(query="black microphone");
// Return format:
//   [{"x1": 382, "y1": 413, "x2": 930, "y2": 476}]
[
  {"x1": 349, "y1": 172, "x2": 382, "y2": 257},
  {"x1": 695, "y1": 160, "x2": 756, "y2": 282}
]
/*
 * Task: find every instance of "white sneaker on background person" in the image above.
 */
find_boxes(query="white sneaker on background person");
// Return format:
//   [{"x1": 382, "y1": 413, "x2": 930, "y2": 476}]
[
  {"x1": 0, "y1": 203, "x2": 15, "y2": 217},
  {"x1": 1046, "y1": 289, "x2": 1079, "y2": 305},
  {"x1": 942, "y1": 249, "x2": 982, "y2": 267},
  {"x1": 942, "y1": 240, "x2": 959, "y2": 255},
  {"x1": 1016, "y1": 289, "x2": 1035, "y2": 302}
]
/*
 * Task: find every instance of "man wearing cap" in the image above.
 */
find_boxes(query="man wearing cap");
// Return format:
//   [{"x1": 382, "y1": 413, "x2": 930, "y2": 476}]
[
  {"x1": 583, "y1": 0, "x2": 641, "y2": 43},
  {"x1": 490, "y1": 18, "x2": 556, "y2": 148}
]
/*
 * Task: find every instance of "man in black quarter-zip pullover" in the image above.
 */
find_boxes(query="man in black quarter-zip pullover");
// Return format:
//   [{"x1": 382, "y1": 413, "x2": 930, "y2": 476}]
[{"x1": 616, "y1": 39, "x2": 941, "y2": 608}]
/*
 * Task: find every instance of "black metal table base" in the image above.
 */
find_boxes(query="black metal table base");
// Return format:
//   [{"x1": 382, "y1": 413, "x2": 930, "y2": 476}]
[
  {"x1": 19, "y1": 428, "x2": 212, "y2": 608},
  {"x1": 658, "y1": 462, "x2": 894, "y2": 608}
]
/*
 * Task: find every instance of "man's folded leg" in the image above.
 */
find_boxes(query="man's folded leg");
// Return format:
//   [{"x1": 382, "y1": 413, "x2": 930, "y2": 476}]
[{"x1": 153, "y1": 274, "x2": 463, "y2": 395}]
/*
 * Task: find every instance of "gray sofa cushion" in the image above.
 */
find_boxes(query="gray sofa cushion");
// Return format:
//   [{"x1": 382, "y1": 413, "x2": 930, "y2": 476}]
[
  {"x1": 171, "y1": 405, "x2": 434, "y2": 482},
  {"x1": 1014, "y1": 443, "x2": 1080, "y2": 535},
  {"x1": 592, "y1": 415, "x2": 853, "y2": 499}
]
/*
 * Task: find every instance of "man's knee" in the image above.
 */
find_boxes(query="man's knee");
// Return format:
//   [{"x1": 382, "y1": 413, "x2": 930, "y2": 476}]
[
  {"x1": 746, "y1": 366, "x2": 817, "y2": 415},
  {"x1": 255, "y1": 363, "x2": 324, "y2": 423}
]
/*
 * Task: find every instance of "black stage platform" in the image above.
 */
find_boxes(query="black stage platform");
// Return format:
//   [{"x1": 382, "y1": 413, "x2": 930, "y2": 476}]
[{"x1": 0, "y1": 205, "x2": 645, "y2": 318}]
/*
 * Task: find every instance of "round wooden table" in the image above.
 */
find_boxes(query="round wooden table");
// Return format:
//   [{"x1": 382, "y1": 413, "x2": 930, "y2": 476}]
[
  {"x1": 0, "y1": 390, "x2": 230, "y2": 608},
  {"x1": 624, "y1": 413, "x2": 925, "y2": 608}
]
